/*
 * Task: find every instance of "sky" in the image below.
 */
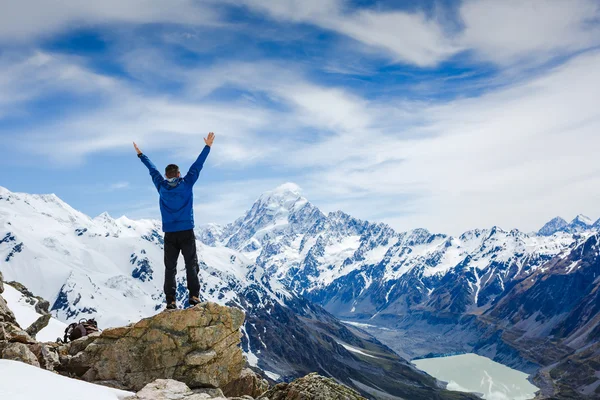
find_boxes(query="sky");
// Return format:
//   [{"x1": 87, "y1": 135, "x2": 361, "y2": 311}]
[{"x1": 1, "y1": 0, "x2": 600, "y2": 235}]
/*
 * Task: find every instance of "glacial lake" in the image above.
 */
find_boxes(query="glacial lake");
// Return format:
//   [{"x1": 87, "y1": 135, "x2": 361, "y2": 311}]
[{"x1": 413, "y1": 353, "x2": 539, "y2": 400}]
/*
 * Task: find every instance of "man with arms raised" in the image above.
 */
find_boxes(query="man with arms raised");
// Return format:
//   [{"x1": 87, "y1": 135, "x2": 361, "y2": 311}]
[{"x1": 133, "y1": 132, "x2": 215, "y2": 309}]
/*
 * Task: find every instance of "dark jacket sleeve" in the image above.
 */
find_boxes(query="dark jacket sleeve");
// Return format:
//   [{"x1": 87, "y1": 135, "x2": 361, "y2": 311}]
[
  {"x1": 138, "y1": 154, "x2": 164, "y2": 191},
  {"x1": 184, "y1": 145, "x2": 211, "y2": 186}
]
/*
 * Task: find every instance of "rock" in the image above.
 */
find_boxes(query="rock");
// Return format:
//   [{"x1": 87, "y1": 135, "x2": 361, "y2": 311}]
[
  {"x1": 0, "y1": 293, "x2": 17, "y2": 326},
  {"x1": 59, "y1": 302, "x2": 245, "y2": 391},
  {"x1": 2, "y1": 318, "x2": 35, "y2": 344},
  {"x1": 29, "y1": 342, "x2": 60, "y2": 371},
  {"x1": 26, "y1": 314, "x2": 51, "y2": 339},
  {"x1": 64, "y1": 331, "x2": 102, "y2": 356},
  {"x1": 0, "y1": 271, "x2": 4, "y2": 293},
  {"x1": 192, "y1": 387, "x2": 226, "y2": 398},
  {"x1": 1, "y1": 342, "x2": 40, "y2": 367},
  {"x1": 222, "y1": 368, "x2": 269, "y2": 398},
  {"x1": 125, "y1": 379, "x2": 228, "y2": 400},
  {"x1": 262, "y1": 373, "x2": 366, "y2": 400},
  {"x1": 0, "y1": 290, "x2": 35, "y2": 344}
]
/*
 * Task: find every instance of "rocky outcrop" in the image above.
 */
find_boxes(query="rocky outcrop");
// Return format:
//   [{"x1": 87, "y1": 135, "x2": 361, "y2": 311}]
[
  {"x1": 124, "y1": 379, "x2": 228, "y2": 400},
  {"x1": 0, "y1": 287, "x2": 35, "y2": 344},
  {"x1": 0, "y1": 280, "x2": 61, "y2": 370},
  {"x1": 263, "y1": 373, "x2": 366, "y2": 400},
  {"x1": 128, "y1": 375, "x2": 368, "y2": 400},
  {"x1": 26, "y1": 314, "x2": 51, "y2": 339},
  {"x1": 222, "y1": 368, "x2": 269, "y2": 398},
  {"x1": 58, "y1": 302, "x2": 245, "y2": 391},
  {"x1": 0, "y1": 341, "x2": 40, "y2": 367}
]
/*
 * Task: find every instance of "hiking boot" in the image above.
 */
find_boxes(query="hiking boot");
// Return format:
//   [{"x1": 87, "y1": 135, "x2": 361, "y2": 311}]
[
  {"x1": 166, "y1": 301, "x2": 177, "y2": 310},
  {"x1": 189, "y1": 296, "x2": 201, "y2": 306}
]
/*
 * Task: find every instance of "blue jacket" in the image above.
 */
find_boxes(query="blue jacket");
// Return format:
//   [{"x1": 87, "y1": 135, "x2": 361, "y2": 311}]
[{"x1": 139, "y1": 145, "x2": 211, "y2": 233}]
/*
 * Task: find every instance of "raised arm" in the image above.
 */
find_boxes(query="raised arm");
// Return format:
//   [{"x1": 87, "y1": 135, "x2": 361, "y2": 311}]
[
  {"x1": 184, "y1": 132, "x2": 215, "y2": 186},
  {"x1": 134, "y1": 142, "x2": 164, "y2": 191}
]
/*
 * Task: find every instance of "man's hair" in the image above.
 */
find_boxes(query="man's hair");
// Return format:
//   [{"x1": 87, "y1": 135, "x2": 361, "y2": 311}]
[{"x1": 165, "y1": 164, "x2": 180, "y2": 179}]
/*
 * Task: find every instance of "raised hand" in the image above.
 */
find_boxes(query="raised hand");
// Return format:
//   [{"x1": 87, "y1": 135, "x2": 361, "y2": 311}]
[
  {"x1": 204, "y1": 132, "x2": 215, "y2": 147},
  {"x1": 133, "y1": 142, "x2": 142, "y2": 155}
]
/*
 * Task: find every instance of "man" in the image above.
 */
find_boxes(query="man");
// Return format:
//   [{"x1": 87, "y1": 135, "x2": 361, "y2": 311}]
[{"x1": 134, "y1": 132, "x2": 215, "y2": 309}]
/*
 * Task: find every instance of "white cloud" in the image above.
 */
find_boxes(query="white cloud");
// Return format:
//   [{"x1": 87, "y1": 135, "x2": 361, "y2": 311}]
[
  {"x1": 2, "y1": 1, "x2": 600, "y2": 234},
  {"x1": 235, "y1": 0, "x2": 459, "y2": 66},
  {"x1": 5, "y1": 46, "x2": 600, "y2": 234},
  {"x1": 459, "y1": 0, "x2": 600, "y2": 65},
  {"x1": 0, "y1": 52, "x2": 285, "y2": 166},
  {"x1": 0, "y1": 0, "x2": 220, "y2": 41},
  {"x1": 237, "y1": 0, "x2": 600, "y2": 67},
  {"x1": 286, "y1": 49, "x2": 600, "y2": 234},
  {"x1": 109, "y1": 182, "x2": 130, "y2": 190}
]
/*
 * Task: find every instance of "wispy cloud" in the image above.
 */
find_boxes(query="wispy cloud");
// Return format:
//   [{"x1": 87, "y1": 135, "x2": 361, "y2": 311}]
[
  {"x1": 0, "y1": 0, "x2": 220, "y2": 42},
  {"x1": 109, "y1": 182, "x2": 130, "y2": 190},
  {"x1": 1, "y1": 0, "x2": 600, "y2": 235},
  {"x1": 234, "y1": 0, "x2": 600, "y2": 67}
]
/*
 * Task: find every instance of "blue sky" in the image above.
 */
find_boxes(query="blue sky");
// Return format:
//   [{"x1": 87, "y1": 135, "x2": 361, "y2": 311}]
[{"x1": 1, "y1": 0, "x2": 600, "y2": 234}]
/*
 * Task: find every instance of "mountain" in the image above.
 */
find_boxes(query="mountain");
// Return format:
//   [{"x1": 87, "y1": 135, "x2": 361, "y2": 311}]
[
  {"x1": 3, "y1": 183, "x2": 600, "y2": 398},
  {"x1": 0, "y1": 185, "x2": 474, "y2": 400},
  {"x1": 538, "y1": 214, "x2": 596, "y2": 236},
  {"x1": 191, "y1": 184, "x2": 600, "y2": 397},
  {"x1": 538, "y1": 216, "x2": 568, "y2": 236},
  {"x1": 568, "y1": 214, "x2": 594, "y2": 232}
]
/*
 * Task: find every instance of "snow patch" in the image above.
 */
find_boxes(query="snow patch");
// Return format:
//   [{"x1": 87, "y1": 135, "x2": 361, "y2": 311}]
[{"x1": 0, "y1": 359, "x2": 132, "y2": 399}]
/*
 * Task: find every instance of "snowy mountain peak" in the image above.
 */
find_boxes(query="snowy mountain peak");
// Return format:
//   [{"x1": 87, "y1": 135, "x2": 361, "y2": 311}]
[
  {"x1": 538, "y1": 216, "x2": 568, "y2": 236},
  {"x1": 267, "y1": 182, "x2": 302, "y2": 196},
  {"x1": 257, "y1": 183, "x2": 304, "y2": 207},
  {"x1": 221, "y1": 184, "x2": 324, "y2": 251},
  {"x1": 571, "y1": 214, "x2": 593, "y2": 226},
  {"x1": 94, "y1": 211, "x2": 113, "y2": 221}
]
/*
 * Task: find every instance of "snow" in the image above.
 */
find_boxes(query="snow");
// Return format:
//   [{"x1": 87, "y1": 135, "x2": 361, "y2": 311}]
[
  {"x1": 341, "y1": 321, "x2": 390, "y2": 331},
  {"x1": 0, "y1": 360, "x2": 133, "y2": 400},
  {"x1": 337, "y1": 342, "x2": 379, "y2": 359},
  {"x1": 0, "y1": 182, "x2": 299, "y2": 380},
  {"x1": 2, "y1": 284, "x2": 67, "y2": 342},
  {"x1": 240, "y1": 324, "x2": 259, "y2": 368},
  {"x1": 1, "y1": 184, "x2": 597, "y2": 379},
  {"x1": 572, "y1": 214, "x2": 593, "y2": 226},
  {"x1": 264, "y1": 370, "x2": 281, "y2": 381}
]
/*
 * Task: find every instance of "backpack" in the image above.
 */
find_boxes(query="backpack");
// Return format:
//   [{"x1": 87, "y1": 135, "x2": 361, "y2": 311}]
[{"x1": 61, "y1": 318, "x2": 99, "y2": 343}]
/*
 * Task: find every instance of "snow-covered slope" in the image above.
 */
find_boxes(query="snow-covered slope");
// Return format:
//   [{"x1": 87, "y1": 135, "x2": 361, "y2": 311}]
[
  {"x1": 2, "y1": 185, "x2": 463, "y2": 399},
  {"x1": 0, "y1": 186, "x2": 289, "y2": 329},
  {"x1": 0, "y1": 360, "x2": 132, "y2": 400},
  {"x1": 195, "y1": 185, "x2": 586, "y2": 321},
  {"x1": 4, "y1": 183, "x2": 597, "y2": 331}
]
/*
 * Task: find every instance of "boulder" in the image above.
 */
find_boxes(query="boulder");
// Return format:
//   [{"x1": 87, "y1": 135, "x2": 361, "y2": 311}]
[
  {"x1": 0, "y1": 342, "x2": 40, "y2": 367},
  {"x1": 124, "y1": 379, "x2": 227, "y2": 400},
  {"x1": 222, "y1": 368, "x2": 269, "y2": 398},
  {"x1": 60, "y1": 302, "x2": 245, "y2": 391},
  {"x1": 26, "y1": 314, "x2": 51, "y2": 339},
  {"x1": 0, "y1": 293, "x2": 17, "y2": 326},
  {"x1": 0, "y1": 296, "x2": 35, "y2": 344},
  {"x1": 262, "y1": 373, "x2": 366, "y2": 400},
  {"x1": 2, "y1": 321, "x2": 35, "y2": 344},
  {"x1": 29, "y1": 342, "x2": 60, "y2": 371}
]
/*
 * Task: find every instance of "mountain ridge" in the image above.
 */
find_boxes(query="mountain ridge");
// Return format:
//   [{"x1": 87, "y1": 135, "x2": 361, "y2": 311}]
[{"x1": 0, "y1": 184, "x2": 479, "y2": 400}]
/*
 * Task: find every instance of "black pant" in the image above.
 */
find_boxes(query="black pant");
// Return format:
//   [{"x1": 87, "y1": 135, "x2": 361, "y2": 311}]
[{"x1": 164, "y1": 229, "x2": 200, "y2": 303}]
